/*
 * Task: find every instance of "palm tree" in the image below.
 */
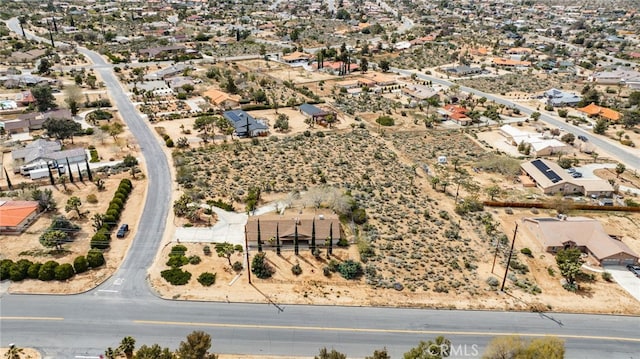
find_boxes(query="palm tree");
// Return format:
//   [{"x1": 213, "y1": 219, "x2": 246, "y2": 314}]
[
  {"x1": 5, "y1": 345, "x2": 24, "y2": 359},
  {"x1": 118, "y1": 336, "x2": 136, "y2": 359}
]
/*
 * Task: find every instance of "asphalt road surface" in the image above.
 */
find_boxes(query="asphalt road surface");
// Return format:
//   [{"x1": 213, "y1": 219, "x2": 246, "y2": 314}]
[{"x1": 1, "y1": 18, "x2": 639, "y2": 359}]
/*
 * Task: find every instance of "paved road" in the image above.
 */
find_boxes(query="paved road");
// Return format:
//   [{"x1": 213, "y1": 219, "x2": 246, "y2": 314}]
[
  {"x1": 2, "y1": 18, "x2": 640, "y2": 359},
  {"x1": 392, "y1": 67, "x2": 640, "y2": 171},
  {"x1": 2, "y1": 294, "x2": 640, "y2": 358}
]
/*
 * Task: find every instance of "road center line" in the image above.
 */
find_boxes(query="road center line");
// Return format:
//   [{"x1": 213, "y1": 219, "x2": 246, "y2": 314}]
[
  {"x1": 1, "y1": 316, "x2": 64, "y2": 321},
  {"x1": 133, "y1": 320, "x2": 640, "y2": 343}
]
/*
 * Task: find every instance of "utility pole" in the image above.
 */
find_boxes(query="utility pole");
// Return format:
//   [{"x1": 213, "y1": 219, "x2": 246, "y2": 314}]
[
  {"x1": 244, "y1": 227, "x2": 251, "y2": 284},
  {"x1": 500, "y1": 223, "x2": 518, "y2": 292},
  {"x1": 491, "y1": 235, "x2": 500, "y2": 274}
]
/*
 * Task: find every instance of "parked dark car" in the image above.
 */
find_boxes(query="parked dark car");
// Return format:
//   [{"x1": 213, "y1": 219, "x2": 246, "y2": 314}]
[
  {"x1": 116, "y1": 224, "x2": 129, "y2": 238},
  {"x1": 578, "y1": 135, "x2": 588, "y2": 142},
  {"x1": 571, "y1": 172, "x2": 583, "y2": 178},
  {"x1": 626, "y1": 264, "x2": 640, "y2": 277}
]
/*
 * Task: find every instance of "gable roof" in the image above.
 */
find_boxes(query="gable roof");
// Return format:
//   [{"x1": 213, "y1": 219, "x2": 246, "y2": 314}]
[
  {"x1": 202, "y1": 88, "x2": 241, "y2": 106},
  {"x1": 245, "y1": 212, "x2": 341, "y2": 243},
  {"x1": 299, "y1": 103, "x2": 324, "y2": 116},
  {"x1": 526, "y1": 217, "x2": 638, "y2": 261},
  {"x1": 222, "y1": 110, "x2": 268, "y2": 137},
  {"x1": 12, "y1": 139, "x2": 62, "y2": 162}
]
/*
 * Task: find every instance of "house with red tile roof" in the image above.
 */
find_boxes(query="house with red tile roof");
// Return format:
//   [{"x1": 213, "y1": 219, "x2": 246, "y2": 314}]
[
  {"x1": 577, "y1": 103, "x2": 622, "y2": 122},
  {"x1": 0, "y1": 200, "x2": 41, "y2": 234}
]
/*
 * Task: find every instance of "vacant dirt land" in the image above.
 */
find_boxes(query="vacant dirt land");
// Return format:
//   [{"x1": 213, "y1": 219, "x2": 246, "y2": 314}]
[
  {"x1": 0, "y1": 347, "x2": 41, "y2": 359},
  {"x1": 156, "y1": 127, "x2": 640, "y2": 315}
]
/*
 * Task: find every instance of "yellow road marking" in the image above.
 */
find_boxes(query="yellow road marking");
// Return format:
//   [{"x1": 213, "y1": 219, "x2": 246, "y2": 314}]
[
  {"x1": 134, "y1": 320, "x2": 640, "y2": 343},
  {"x1": 0, "y1": 316, "x2": 64, "y2": 321}
]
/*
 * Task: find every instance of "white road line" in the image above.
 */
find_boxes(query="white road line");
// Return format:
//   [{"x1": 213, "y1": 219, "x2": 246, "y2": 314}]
[{"x1": 97, "y1": 289, "x2": 119, "y2": 293}]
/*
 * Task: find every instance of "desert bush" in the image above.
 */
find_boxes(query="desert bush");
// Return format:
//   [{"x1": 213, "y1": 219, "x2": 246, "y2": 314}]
[
  {"x1": 486, "y1": 276, "x2": 499, "y2": 287},
  {"x1": 328, "y1": 259, "x2": 340, "y2": 272},
  {"x1": 188, "y1": 255, "x2": 201, "y2": 265},
  {"x1": 352, "y1": 208, "x2": 367, "y2": 224},
  {"x1": 232, "y1": 261, "x2": 243, "y2": 272},
  {"x1": 338, "y1": 260, "x2": 363, "y2": 279},
  {"x1": 54, "y1": 263, "x2": 75, "y2": 281},
  {"x1": 86, "y1": 194, "x2": 98, "y2": 204},
  {"x1": 86, "y1": 249, "x2": 105, "y2": 268},
  {"x1": 197, "y1": 272, "x2": 216, "y2": 286},
  {"x1": 171, "y1": 244, "x2": 188, "y2": 256},
  {"x1": 602, "y1": 272, "x2": 613, "y2": 282},
  {"x1": 291, "y1": 263, "x2": 303, "y2": 276},
  {"x1": 376, "y1": 116, "x2": 395, "y2": 126},
  {"x1": 203, "y1": 245, "x2": 211, "y2": 255},
  {"x1": 73, "y1": 256, "x2": 89, "y2": 274},
  {"x1": 161, "y1": 267, "x2": 192, "y2": 285},
  {"x1": 166, "y1": 255, "x2": 189, "y2": 268},
  {"x1": 0, "y1": 259, "x2": 13, "y2": 280},
  {"x1": 166, "y1": 138, "x2": 174, "y2": 147},
  {"x1": 520, "y1": 248, "x2": 533, "y2": 257},
  {"x1": 38, "y1": 260, "x2": 59, "y2": 281},
  {"x1": 9, "y1": 259, "x2": 33, "y2": 281},
  {"x1": 251, "y1": 252, "x2": 274, "y2": 279},
  {"x1": 323, "y1": 266, "x2": 331, "y2": 277}
]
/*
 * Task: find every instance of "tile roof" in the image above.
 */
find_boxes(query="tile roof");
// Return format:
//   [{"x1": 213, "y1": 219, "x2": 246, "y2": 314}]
[
  {"x1": 577, "y1": 103, "x2": 621, "y2": 121},
  {"x1": 0, "y1": 201, "x2": 39, "y2": 227}
]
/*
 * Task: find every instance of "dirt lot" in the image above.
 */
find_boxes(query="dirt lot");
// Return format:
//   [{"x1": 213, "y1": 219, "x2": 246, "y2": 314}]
[
  {"x1": 0, "y1": 347, "x2": 41, "y2": 359},
  {"x1": 155, "y1": 126, "x2": 640, "y2": 315}
]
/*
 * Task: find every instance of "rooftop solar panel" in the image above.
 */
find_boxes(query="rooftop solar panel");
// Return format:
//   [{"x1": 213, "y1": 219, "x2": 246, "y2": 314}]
[{"x1": 531, "y1": 159, "x2": 562, "y2": 183}]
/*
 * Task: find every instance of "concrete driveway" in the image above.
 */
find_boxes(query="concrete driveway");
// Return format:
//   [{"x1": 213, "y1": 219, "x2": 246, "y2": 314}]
[{"x1": 604, "y1": 265, "x2": 640, "y2": 303}]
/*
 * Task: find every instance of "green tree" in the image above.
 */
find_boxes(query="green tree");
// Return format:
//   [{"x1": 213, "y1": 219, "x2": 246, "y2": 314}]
[
  {"x1": 274, "y1": 113, "x2": 290, "y2": 131},
  {"x1": 251, "y1": 252, "x2": 274, "y2": 279},
  {"x1": 176, "y1": 330, "x2": 218, "y2": 359},
  {"x1": 134, "y1": 344, "x2": 175, "y2": 359},
  {"x1": 32, "y1": 188, "x2": 57, "y2": 212},
  {"x1": 379, "y1": 59, "x2": 390, "y2": 72},
  {"x1": 338, "y1": 260, "x2": 363, "y2": 279},
  {"x1": 119, "y1": 336, "x2": 136, "y2": 359},
  {"x1": 87, "y1": 248, "x2": 105, "y2": 267},
  {"x1": 556, "y1": 248, "x2": 583, "y2": 290},
  {"x1": 560, "y1": 133, "x2": 575, "y2": 144},
  {"x1": 404, "y1": 336, "x2": 451, "y2": 359},
  {"x1": 215, "y1": 242, "x2": 236, "y2": 266},
  {"x1": 38, "y1": 260, "x2": 59, "y2": 281},
  {"x1": 32, "y1": 84, "x2": 57, "y2": 112},
  {"x1": 593, "y1": 118, "x2": 608, "y2": 134},
  {"x1": 615, "y1": 163, "x2": 626, "y2": 178},
  {"x1": 43, "y1": 117, "x2": 82, "y2": 144},
  {"x1": 523, "y1": 337, "x2": 565, "y2": 359},
  {"x1": 483, "y1": 336, "x2": 564, "y2": 359},
  {"x1": 530, "y1": 111, "x2": 541, "y2": 121},
  {"x1": 64, "y1": 85, "x2": 82, "y2": 116},
  {"x1": 73, "y1": 255, "x2": 88, "y2": 273},
  {"x1": 100, "y1": 122, "x2": 124, "y2": 141},
  {"x1": 315, "y1": 348, "x2": 347, "y2": 359},
  {"x1": 194, "y1": 116, "x2": 216, "y2": 143},
  {"x1": 482, "y1": 335, "x2": 525, "y2": 359},
  {"x1": 486, "y1": 185, "x2": 500, "y2": 200},
  {"x1": 366, "y1": 348, "x2": 391, "y2": 359},
  {"x1": 65, "y1": 196, "x2": 83, "y2": 218},
  {"x1": 225, "y1": 75, "x2": 238, "y2": 94},
  {"x1": 54, "y1": 263, "x2": 75, "y2": 280},
  {"x1": 123, "y1": 154, "x2": 139, "y2": 167},
  {"x1": 360, "y1": 57, "x2": 369, "y2": 73},
  {"x1": 40, "y1": 229, "x2": 69, "y2": 250}
]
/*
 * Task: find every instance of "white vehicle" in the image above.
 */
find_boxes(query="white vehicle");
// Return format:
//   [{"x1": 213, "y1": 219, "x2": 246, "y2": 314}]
[
  {"x1": 29, "y1": 167, "x2": 51, "y2": 180},
  {"x1": 20, "y1": 161, "x2": 49, "y2": 176}
]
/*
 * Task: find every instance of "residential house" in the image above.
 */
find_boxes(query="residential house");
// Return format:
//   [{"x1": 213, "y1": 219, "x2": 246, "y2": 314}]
[
  {"x1": 506, "y1": 47, "x2": 533, "y2": 55},
  {"x1": 223, "y1": 110, "x2": 268, "y2": 138},
  {"x1": 144, "y1": 64, "x2": 193, "y2": 81},
  {"x1": 543, "y1": 88, "x2": 582, "y2": 107},
  {"x1": 577, "y1": 103, "x2": 622, "y2": 122},
  {"x1": 282, "y1": 51, "x2": 313, "y2": 64},
  {"x1": 402, "y1": 85, "x2": 439, "y2": 102},
  {"x1": 493, "y1": 58, "x2": 531, "y2": 67},
  {"x1": 1, "y1": 109, "x2": 71, "y2": 135},
  {"x1": 299, "y1": 103, "x2": 337, "y2": 126},
  {"x1": 245, "y1": 212, "x2": 342, "y2": 248},
  {"x1": 0, "y1": 200, "x2": 41, "y2": 234},
  {"x1": 520, "y1": 158, "x2": 613, "y2": 197},
  {"x1": 524, "y1": 217, "x2": 638, "y2": 266},
  {"x1": 15, "y1": 90, "x2": 36, "y2": 106},
  {"x1": 202, "y1": 88, "x2": 241, "y2": 110},
  {"x1": 588, "y1": 69, "x2": 640, "y2": 89},
  {"x1": 443, "y1": 65, "x2": 483, "y2": 76},
  {"x1": 138, "y1": 45, "x2": 188, "y2": 60},
  {"x1": 439, "y1": 104, "x2": 471, "y2": 126},
  {"x1": 360, "y1": 72, "x2": 396, "y2": 87},
  {"x1": 11, "y1": 138, "x2": 86, "y2": 173}
]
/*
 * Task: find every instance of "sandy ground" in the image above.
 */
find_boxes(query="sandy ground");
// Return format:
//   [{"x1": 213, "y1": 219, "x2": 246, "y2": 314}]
[{"x1": 0, "y1": 347, "x2": 41, "y2": 359}]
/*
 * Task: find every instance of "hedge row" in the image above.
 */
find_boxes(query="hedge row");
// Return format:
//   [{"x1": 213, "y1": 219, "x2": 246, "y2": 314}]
[
  {"x1": 0, "y1": 250, "x2": 105, "y2": 282},
  {"x1": 90, "y1": 179, "x2": 133, "y2": 249}
]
